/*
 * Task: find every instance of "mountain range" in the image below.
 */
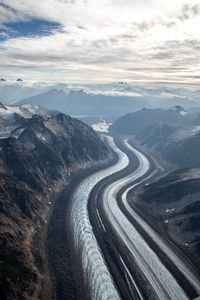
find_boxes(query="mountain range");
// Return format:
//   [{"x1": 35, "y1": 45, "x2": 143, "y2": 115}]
[
  {"x1": 1, "y1": 81, "x2": 200, "y2": 124},
  {"x1": 110, "y1": 106, "x2": 200, "y2": 135},
  {"x1": 17, "y1": 89, "x2": 200, "y2": 124}
]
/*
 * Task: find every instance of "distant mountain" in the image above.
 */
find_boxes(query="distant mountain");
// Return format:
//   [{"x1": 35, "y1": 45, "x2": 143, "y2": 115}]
[
  {"x1": 110, "y1": 106, "x2": 200, "y2": 135},
  {"x1": 18, "y1": 88, "x2": 68, "y2": 109},
  {"x1": 0, "y1": 104, "x2": 111, "y2": 299},
  {"x1": 17, "y1": 87, "x2": 200, "y2": 125},
  {"x1": 0, "y1": 83, "x2": 69, "y2": 105},
  {"x1": 17, "y1": 89, "x2": 150, "y2": 122},
  {"x1": 1, "y1": 81, "x2": 200, "y2": 122}
]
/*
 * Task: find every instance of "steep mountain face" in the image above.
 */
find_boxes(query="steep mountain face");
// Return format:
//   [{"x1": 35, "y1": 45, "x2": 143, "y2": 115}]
[
  {"x1": 110, "y1": 106, "x2": 200, "y2": 135},
  {"x1": 0, "y1": 104, "x2": 111, "y2": 299},
  {"x1": 132, "y1": 169, "x2": 200, "y2": 269},
  {"x1": 136, "y1": 123, "x2": 200, "y2": 168}
]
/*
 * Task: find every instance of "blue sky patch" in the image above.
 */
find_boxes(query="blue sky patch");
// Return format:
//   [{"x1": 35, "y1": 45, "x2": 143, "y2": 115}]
[{"x1": 0, "y1": 19, "x2": 62, "y2": 41}]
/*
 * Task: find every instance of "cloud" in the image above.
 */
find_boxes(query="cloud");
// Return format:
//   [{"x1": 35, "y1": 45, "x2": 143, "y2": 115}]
[
  {"x1": 0, "y1": 0, "x2": 200, "y2": 86},
  {"x1": 178, "y1": 3, "x2": 200, "y2": 21}
]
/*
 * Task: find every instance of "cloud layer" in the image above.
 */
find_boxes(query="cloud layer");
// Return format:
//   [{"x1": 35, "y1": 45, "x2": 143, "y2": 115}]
[{"x1": 0, "y1": 0, "x2": 200, "y2": 86}]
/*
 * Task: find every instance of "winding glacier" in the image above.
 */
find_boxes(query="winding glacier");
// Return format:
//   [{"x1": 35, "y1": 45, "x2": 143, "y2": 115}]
[
  {"x1": 70, "y1": 136, "x2": 128, "y2": 300},
  {"x1": 121, "y1": 142, "x2": 200, "y2": 296},
  {"x1": 102, "y1": 140, "x2": 194, "y2": 299},
  {"x1": 70, "y1": 137, "x2": 198, "y2": 300}
]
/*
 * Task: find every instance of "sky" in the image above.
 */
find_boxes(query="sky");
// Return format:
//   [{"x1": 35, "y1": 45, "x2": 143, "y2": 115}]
[{"x1": 0, "y1": 0, "x2": 200, "y2": 86}]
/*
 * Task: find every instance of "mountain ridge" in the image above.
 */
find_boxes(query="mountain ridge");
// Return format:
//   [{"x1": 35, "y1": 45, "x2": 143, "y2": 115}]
[
  {"x1": 15, "y1": 89, "x2": 199, "y2": 124},
  {"x1": 110, "y1": 106, "x2": 200, "y2": 135},
  {"x1": 0, "y1": 104, "x2": 112, "y2": 299}
]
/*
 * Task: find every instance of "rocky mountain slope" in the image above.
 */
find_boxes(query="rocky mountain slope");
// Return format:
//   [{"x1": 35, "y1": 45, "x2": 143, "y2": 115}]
[
  {"x1": 131, "y1": 169, "x2": 200, "y2": 270},
  {"x1": 0, "y1": 103, "x2": 112, "y2": 299},
  {"x1": 136, "y1": 122, "x2": 200, "y2": 169}
]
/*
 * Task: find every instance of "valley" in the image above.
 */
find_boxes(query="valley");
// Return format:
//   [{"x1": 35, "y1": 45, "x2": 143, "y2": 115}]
[
  {"x1": 1, "y1": 1, "x2": 200, "y2": 299},
  {"x1": 87, "y1": 136, "x2": 200, "y2": 300},
  {"x1": 1, "y1": 103, "x2": 200, "y2": 300}
]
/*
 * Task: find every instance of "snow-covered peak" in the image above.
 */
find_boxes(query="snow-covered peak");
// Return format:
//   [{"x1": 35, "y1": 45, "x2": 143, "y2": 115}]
[
  {"x1": 0, "y1": 104, "x2": 51, "y2": 119},
  {"x1": 0, "y1": 104, "x2": 57, "y2": 139}
]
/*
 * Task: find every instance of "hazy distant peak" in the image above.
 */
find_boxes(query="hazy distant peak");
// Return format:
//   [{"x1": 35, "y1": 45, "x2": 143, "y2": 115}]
[
  {"x1": 170, "y1": 105, "x2": 186, "y2": 111},
  {"x1": 112, "y1": 81, "x2": 128, "y2": 85},
  {"x1": 170, "y1": 105, "x2": 188, "y2": 115},
  {"x1": 48, "y1": 88, "x2": 66, "y2": 95},
  {"x1": 68, "y1": 89, "x2": 87, "y2": 97}
]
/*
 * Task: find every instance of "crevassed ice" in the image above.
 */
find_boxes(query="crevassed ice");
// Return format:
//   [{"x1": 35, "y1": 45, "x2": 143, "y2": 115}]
[{"x1": 70, "y1": 136, "x2": 128, "y2": 300}]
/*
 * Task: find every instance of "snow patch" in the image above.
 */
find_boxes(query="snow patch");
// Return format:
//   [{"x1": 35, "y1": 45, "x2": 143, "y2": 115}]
[
  {"x1": 36, "y1": 133, "x2": 46, "y2": 141},
  {"x1": 0, "y1": 104, "x2": 50, "y2": 119},
  {"x1": 183, "y1": 168, "x2": 200, "y2": 179},
  {"x1": 12, "y1": 128, "x2": 25, "y2": 138},
  {"x1": 191, "y1": 126, "x2": 200, "y2": 133},
  {"x1": 92, "y1": 121, "x2": 112, "y2": 132},
  {"x1": 165, "y1": 208, "x2": 175, "y2": 214},
  {"x1": 180, "y1": 110, "x2": 188, "y2": 115},
  {"x1": 21, "y1": 104, "x2": 40, "y2": 114},
  {"x1": 0, "y1": 125, "x2": 17, "y2": 139},
  {"x1": 0, "y1": 105, "x2": 21, "y2": 118}
]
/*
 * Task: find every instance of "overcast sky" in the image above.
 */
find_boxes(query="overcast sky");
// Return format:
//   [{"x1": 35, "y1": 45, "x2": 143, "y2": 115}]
[{"x1": 0, "y1": 0, "x2": 200, "y2": 86}]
